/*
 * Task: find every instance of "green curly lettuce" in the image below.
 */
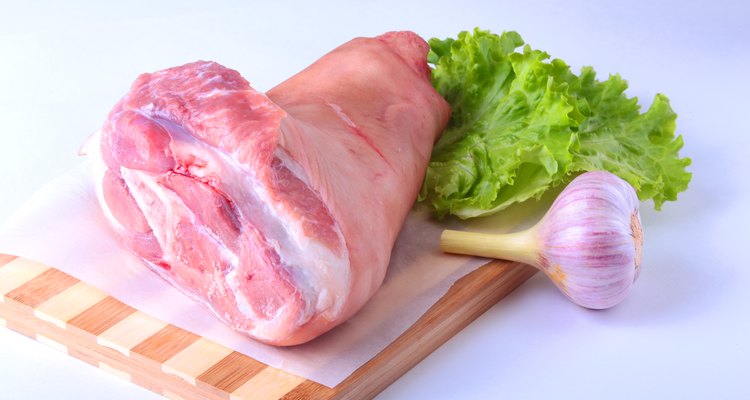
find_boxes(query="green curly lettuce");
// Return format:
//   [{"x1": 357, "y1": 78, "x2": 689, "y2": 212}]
[{"x1": 420, "y1": 28, "x2": 691, "y2": 219}]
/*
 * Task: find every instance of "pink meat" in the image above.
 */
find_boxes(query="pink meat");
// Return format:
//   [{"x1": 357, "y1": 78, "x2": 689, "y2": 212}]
[{"x1": 87, "y1": 31, "x2": 450, "y2": 345}]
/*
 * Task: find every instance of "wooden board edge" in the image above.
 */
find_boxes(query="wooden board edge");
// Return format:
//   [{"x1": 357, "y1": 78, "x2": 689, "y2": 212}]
[
  {"x1": 0, "y1": 289, "x2": 227, "y2": 400},
  {"x1": 282, "y1": 261, "x2": 537, "y2": 399},
  {"x1": 0, "y1": 256, "x2": 537, "y2": 400}
]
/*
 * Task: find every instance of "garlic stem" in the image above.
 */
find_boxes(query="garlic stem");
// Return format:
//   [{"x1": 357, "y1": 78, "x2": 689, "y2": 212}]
[{"x1": 440, "y1": 227, "x2": 539, "y2": 266}]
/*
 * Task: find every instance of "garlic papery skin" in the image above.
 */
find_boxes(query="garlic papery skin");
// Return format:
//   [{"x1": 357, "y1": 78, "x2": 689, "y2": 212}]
[
  {"x1": 535, "y1": 171, "x2": 642, "y2": 309},
  {"x1": 440, "y1": 171, "x2": 643, "y2": 310}
]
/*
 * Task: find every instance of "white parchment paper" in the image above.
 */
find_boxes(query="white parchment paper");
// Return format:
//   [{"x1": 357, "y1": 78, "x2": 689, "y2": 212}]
[{"x1": 0, "y1": 162, "x2": 488, "y2": 388}]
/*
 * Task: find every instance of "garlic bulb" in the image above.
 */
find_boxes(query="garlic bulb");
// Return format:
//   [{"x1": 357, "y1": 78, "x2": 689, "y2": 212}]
[{"x1": 441, "y1": 171, "x2": 643, "y2": 309}]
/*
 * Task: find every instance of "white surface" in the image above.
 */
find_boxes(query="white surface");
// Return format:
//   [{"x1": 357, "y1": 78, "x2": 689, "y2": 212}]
[{"x1": 1, "y1": 1, "x2": 748, "y2": 399}]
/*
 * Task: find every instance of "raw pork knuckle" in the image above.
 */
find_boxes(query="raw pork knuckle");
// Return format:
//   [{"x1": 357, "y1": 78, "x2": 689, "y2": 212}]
[{"x1": 86, "y1": 31, "x2": 450, "y2": 345}]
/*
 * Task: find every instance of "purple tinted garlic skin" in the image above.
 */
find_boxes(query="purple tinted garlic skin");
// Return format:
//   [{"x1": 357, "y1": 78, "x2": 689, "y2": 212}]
[{"x1": 534, "y1": 171, "x2": 643, "y2": 309}]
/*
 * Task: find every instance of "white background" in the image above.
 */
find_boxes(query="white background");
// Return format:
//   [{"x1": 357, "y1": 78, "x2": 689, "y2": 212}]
[{"x1": 1, "y1": 1, "x2": 749, "y2": 399}]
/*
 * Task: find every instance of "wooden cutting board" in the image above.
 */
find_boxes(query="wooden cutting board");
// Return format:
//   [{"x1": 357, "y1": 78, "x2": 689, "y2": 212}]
[{"x1": 0, "y1": 252, "x2": 536, "y2": 399}]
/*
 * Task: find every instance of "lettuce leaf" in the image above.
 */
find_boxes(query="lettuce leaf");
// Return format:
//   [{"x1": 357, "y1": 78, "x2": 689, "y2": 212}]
[{"x1": 420, "y1": 28, "x2": 691, "y2": 218}]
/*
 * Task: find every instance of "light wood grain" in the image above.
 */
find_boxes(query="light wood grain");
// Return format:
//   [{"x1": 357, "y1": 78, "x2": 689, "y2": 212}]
[
  {"x1": 231, "y1": 366, "x2": 306, "y2": 400},
  {"x1": 35, "y1": 333, "x2": 68, "y2": 353},
  {"x1": 98, "y1": 311, "x2": 169, "y2": 356},
  {"x1": 0, "y1": 258, "x2": 49, "y2": 299},
  {"x1": 163, "y1": 390, "x2": 190, "y2": 400},
  {"x1": 99, "y1": 361, "x2": 132, "y2": 381},
  {"x1": 35, "y1": 281, "x2": 109, "y2": 328},
  {"x1": 0, "y1": 254, "x2": 536, "y2": 399},
  {"x1": 162, "y1": 337, "x2": 234, "y2": 385}
]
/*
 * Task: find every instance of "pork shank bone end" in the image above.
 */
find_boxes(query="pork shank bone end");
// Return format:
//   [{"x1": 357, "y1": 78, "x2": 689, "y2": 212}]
[{"x1": 85, "y1": 31, "x2": 450, "y2": 345}]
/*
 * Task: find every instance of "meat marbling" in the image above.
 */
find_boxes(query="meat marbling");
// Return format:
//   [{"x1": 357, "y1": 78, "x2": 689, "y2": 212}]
[{"x1": 86, "y1": 31, "x2": 450, "y2": 345}]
